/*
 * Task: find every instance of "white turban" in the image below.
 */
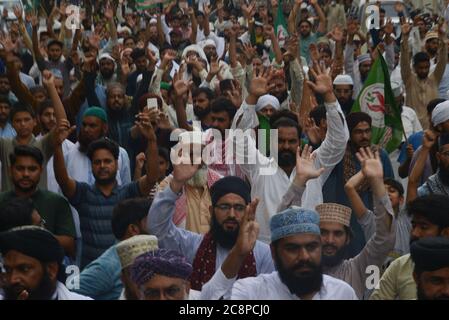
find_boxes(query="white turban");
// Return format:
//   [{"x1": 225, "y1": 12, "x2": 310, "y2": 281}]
[
  {"x1": 333, "y1": 74, "x2": 354, "y2": 86},
  {"x1": 181, "y1": 44, "x2": 208, "y2": 62},
  {"x1": 201, "y1": 39, "x2": 216, "y2": 49},
  {"x1": 432, "y1": 101, "x2": 449, "y2": 126},
  {"x1": 256, "y1": 95, "x2": 280, "y2": 112},
  {"x1": 99, "y1": 53, "x2": 115, "y2": 62}
]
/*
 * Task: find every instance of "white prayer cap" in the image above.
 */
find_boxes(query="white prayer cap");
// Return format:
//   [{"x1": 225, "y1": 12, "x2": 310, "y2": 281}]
[
  {"x1": 256, "y1": 94, "x2": 281, "y2": 112},
  {"x1": 202, "y1": 39, "x2": 216, "y2": 49},
  {"x1": 391, "y1": 81, "x2": 403, "y2": 97},
  {"x1": 432, "y1": 101, "x2": 449, "y2": 126},
  {"x1": 333, "y1": 74, "x2": 354, "y2": 86},
  {"x1": 116, "y1": 235, "x2": 159, "y2": 269},
  {"x1": 182, "y1": 44, "x2": 208, "y2": 63},
  {"x1": 357, "y1": 53, "x2": 372, "y2": 64},
  {"x1": 149, "y1": 18, "x2": 157, "y2": 24},
  {"x1": 117, "y1": 25, "x2": 132, "y2": 35},
  {"x1": 38, "y1": 26, "x2": 48, "y2": 35},
  {"x1": 99, "y1": 53, "x2": 115, "y2": 62}
]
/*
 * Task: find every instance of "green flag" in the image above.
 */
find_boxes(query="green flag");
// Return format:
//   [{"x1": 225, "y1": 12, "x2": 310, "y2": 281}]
[
  {"x1": 351, "y1": 54, "x2": 403, "y2": 153},
  {"x1": 274, "y1": 0, "x2": 288, "y2": 48}
]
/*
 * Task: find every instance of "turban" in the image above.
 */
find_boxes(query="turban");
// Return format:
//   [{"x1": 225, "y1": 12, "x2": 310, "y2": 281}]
[
  {"x1": 117, "y1": 25, "x2": 132, "y2": 34},
  {"x1": 83, "y1": 106, "x2": 108, "y2": 123},
  {"x1": 210, "y1": 176, "x2": 251, "y2": 207},
  {"x1": 270, "y1": 206, "x2": 320, "y2": 242},
  {"x1": 202, "y1": 39, "x2": 216, "y2": 49},
  {"x1": 346, "y1": 112, "x2": 372, "y2": 133},
  {"x1": 357, "y1": 53, "x2": 371, "y2": 64},
  {"x1": 411, "y1": 237, "x2": 449, "y2": 272},
  {"x1": 256, "y1": 94, "x2": 280, "y2": 112},
  {"x1": 333, "y1": 74, "x2": 354, "y2": 86},
  {"x1": 431, "y1": 100, "x2": 449, "y2": 126},
  {"x1": 316, "y1": 203, "x2": 352, "y2": 227},
  {"x1": 130, "y1": 249, "x2": 192, "y2": 286},
  {"x1": 116, "y1": 235, "x2": 159, "y2": 269},
  {"x1": 0, "y1": 226, "x2": 64, "y2": 264},
  {"x1": 99, "y1": 53, "x2": 115, "y2": 62}
]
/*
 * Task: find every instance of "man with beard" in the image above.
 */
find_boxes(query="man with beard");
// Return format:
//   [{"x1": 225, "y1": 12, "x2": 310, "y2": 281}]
[
  {"x1": 279, "y1": 146, "x2": 396, "y2": 299},
  {"x1": 323, "y1": 112, "x2": 394, "y2": 256},
  {"x1": 71, "y1": 199, "x2": 154, "y2": 300},
  {"x1": 333, "y1": 74, "x2": 354, "y2": 116},
  {"x1": 192, "y1": 88, "x2": 215, "y2": 129},
  {"x1": 232, "y1": 63, "x2": 349, "y2": 243},
  {"x1": 157, "y1": 133, "x2": 223, "y2": 234},
  {"x1": 401, "y1": 20, "x2": 447, "y2": 129},
  {"x1": 410, "y1": 237, "x2": 449, "y2": 300},
  {"x1": 63, "y1": 107, "x2": 131, "y2": 186},
  {"x1": 0, "y1": 226, "x2": 91, "y2": 300},
  {"x1": 0, "y1": 145, "x2": 76, "y2": 257},
  {"x1": 424, "y1": 32, "x2": 440, "y2": 72},
  {"x1": 370, "y1": 194, "x2": 449, "y2": 300},
  {"x1": 53, "y1": 116, "x2": 158, "y2": 268},
  {"x1": 97, "y1": 54, "x2": 118, "y2": 87},
  {"x1": 418, "y1": 133, "x2": 449, "y2": 197},
  {"x1": 231, "y1": 206, "x2": 357, "y2": 300},
  {"x1": 147, "y1": 163, "x2": 275, "y2": 294}
]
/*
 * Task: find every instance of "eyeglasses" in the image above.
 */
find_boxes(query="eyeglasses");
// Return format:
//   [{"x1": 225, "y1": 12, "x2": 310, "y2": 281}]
[{"x1": 214, "y1": 203, "x2": 246, "y2": 213}]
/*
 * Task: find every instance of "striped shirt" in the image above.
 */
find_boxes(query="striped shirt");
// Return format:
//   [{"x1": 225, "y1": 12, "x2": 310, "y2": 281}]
[{"x1": 68, "y1": 181, "x2": 141, "y2": 268}]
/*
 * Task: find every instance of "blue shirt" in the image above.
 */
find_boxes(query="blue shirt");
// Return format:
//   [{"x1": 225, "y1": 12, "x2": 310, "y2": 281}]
[
  {"x1": 397, "y1": 131, "x2": 423, "y2": 164},
  {"x1": 68, "y1": 181, "x2": 141, "y2": 268},
  {"x1": 72, "y1": 245, "x2": 122, "y2": 300},
  {"x1": 0, "y1": 122, "x2": 16, "y2": 138}
]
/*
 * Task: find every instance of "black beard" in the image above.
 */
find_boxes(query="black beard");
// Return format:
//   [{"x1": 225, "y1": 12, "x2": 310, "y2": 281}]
[
  {"x1": 210, "y1": 214, "x2": 239, "y2": 249},
  {"x1": 438, "y1": 166, "x2": 449, "y2": 186},
  {"x1": 94, "y1": 174, "x2": 117, "y2": 186},
  {"x1": 4, "y1": 271, "x2": 56, "y2": 300},
  {"x1": 100, "y1": 69, "x2": 114, "y2": 80},
  {"x1": 273, "y1": 90, "x2": 288, "y2": 104},
  {"x1": 417, "y1": 283, "x2": 449, "y2": 300},
  {"x1": 194, "y1": 106, "x2": 210, "y2": 119},
  {"x1": 278, "y1": 150, "x2": 296, "y2": 168},
  {"x1": 274, "y1": 249, "x2": 323, "y2": 297},
  {"x1": 321, "y1": 244, "x2": 347, "y2": 268}
]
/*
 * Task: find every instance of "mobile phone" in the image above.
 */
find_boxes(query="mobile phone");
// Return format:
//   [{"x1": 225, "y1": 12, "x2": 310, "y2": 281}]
[{"x1": 146, "y1": 98, "x2": 158, "y2": 111}]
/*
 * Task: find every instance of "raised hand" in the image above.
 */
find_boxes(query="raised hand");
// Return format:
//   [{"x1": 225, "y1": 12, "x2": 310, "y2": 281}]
[
  {"x1": 329, "y1": 25, "x2": 344, "y2": 42},
  {"x1": 249, "y1": 67, "x2": 276, "y2": 98},
  {"x1": 135, "y1": 152, "x2": 146, "y2": 170},
  {"x1": 208, "y1": 56, "x2": 223, "y2": 78},
  {"x1": 42, "y1": 70, "x2": 55, "y2": 87},
  {"x1": 13, "y1": 4, "x2": 23, "y2": 21},
  {"x1": 307, "y1": 62, "x2": 333, "y2": 96},
  {"x1": 135, "y1": 111, "x2": 155, "y2": 140},
  {"x1": 355, "y1": 147, "x2": 383, "y2": 180},
  {"x1": 401, "y1": 21, "x2": 412, "y2": 36},
  {"x1": 104, "y1": 2, "x2": 114, "y2": 20},
  {"x1": 170, "y1": 146, "x2": 202, "y2": 185},
  {"x1": 225, "y1": 81, "x2": 242, "y2": 108},
  {"x1": 422, "y1": 129, "x2": 439, "y2": 150},
  {"x1": 0, "y1": 33, "x2": 15, "y2": 53},
  {"x1": 303, "y1": 117, "x2": 322, "y2": 145},
  {"x1": 173, "y1": 67, "x2": 193, "y2": 99},
  {"x1": 234, "y1": 198, "x2": 260, "y2": 256},
  {"x1": 294, "y1": 145, "x2": 324, "y2": 186},
  {"x1": 383, "y1": 18, "x2": 394, "y2": 35},
  {"x1": 55, "y1": 119, "x2": 76, "y2": 146},
  {"x1": 242, "y1": 42, "x2": 257, "y2": 63},
  {"x1": 30, "y1": 11, "x2": 39, "y2": 28},
  {"x1": 160, "y1": 49, "x2": 177, "y2": 70},
  {"x1": 406, "y1": 143, "x2": 414, "y2": 160}
]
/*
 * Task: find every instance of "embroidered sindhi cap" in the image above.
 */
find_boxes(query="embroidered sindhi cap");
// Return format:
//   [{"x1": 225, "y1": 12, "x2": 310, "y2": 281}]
[
  {"x1": 116, "y1": 235, "x2": 159, "y2": 269},
  {"x1": 270, "y1": 206, "x2": 320, "y2": 242},
  {"x1": 316, "y1": 203, "x2": 352, "y2": 227},
  {"x1": 130, "y1": 249, "x2": 192, "y2": 286}
]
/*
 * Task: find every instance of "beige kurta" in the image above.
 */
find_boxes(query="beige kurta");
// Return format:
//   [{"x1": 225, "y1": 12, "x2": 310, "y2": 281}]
[{"x1": 401, "y1": 35, "x2": 447, "y2": 130}]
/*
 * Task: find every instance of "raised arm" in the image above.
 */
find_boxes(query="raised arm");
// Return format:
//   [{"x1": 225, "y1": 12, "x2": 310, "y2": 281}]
[
  {"x1": 136, "y1": 116, "x2": 159, "y2": 195},
  {"x1": 53, "y1": 120, "x2": 77, "y2": 199},
  {"x1": 407, "y1": 130, "x2": 438, "y2": 203},
  {"x1": 344, "y1": 171, "x2": 369, "y2": 219},
  {"x1": 432, "y1": 24, "x2": 448, "y2": 83},
  {"x1": 188, "y1": 7, "x2": 198, "y2": 45},
  {"x1": 311, "y1": 0, "x2": 326, "y2": 34},
  {"x1": 172, "y1": 66, "x2": 193, "y2": 131},
  {"x1": 400, "y1": 21, "x2": 412, "y2": 85},
  {"x1": 265, "y1": 24, "x2": 283, "y2": 65}
]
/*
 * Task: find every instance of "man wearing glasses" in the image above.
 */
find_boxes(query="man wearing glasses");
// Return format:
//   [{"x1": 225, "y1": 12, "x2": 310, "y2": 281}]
[{"x1": 147, "y1": 161, "x2": 275, "y2": 299}]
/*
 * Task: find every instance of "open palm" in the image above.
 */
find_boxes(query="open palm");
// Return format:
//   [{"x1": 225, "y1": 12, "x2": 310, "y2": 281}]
[
  {"x1": 296, "y1": 145, "x2": 324, "y2": 181},
  {"x1": 356, "y1": 147, "x2": 383, "y2": 179}
]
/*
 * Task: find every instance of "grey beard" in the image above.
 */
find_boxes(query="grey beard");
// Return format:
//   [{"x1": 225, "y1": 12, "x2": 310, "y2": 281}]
[{"x1": 186, "y1": 166, "x2": 208, "y2": 188}]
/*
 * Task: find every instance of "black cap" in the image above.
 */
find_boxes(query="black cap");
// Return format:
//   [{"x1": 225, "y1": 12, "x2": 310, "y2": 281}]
[
  {"x1": 0, "y1": 226, "x2": 64, "y2": 264},
  {"x1": 411, "y1": 237, "x2": 449, "y2": 272},
  {"x1": 210, "y1": 176, "x2": 251, "y2": 206},
  {"x1": 47, "y1": 39, "x2": 64, "y2": 49}
]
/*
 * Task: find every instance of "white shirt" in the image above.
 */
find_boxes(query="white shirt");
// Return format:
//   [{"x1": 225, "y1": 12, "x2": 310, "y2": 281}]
[
  {"x1": 401, "y1": 106, "x2": 423, "y2": 141},
  {"x1": 0, "y1": 282, "x2": 92, "y2": 300},
  {"x1": 231, "y1": 272, "x2": 358, "y2": 300},
  {"x1": 19, "y1": 72, "x2": 36, "y2": 89},
  {"x1": 231, "y1": 100, "x2": 349, "y2": 242},
  {"x1": 64, "y1": 142, "x2": 131, "y2": 186}
]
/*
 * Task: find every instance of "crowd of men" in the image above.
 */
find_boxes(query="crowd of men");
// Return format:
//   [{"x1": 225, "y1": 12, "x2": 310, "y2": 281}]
[{"x1": 0, "y1": 0, "x2": 449, "y2": 300}]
